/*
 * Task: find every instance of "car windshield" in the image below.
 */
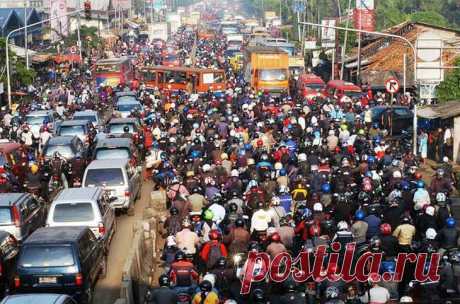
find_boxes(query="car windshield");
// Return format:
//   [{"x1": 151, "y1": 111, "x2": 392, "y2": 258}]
[
  {"x1": 19, "y1": 245, "x2": 75, "y2": 267},
  {"x1": 74, "y1": 115, "x2": 97, "y2": 123},
  {"x1": 0, "y1": 155, "x2": 6, "y2": 167},
  {"x1": 85, "y1": 168, "x2": 125, "y2": 187},
  {"x1": 96, "y1": 148, "x2": 130, "y2": 160},
  {"x1": 280, "y1": 47, "x2": 295, "y2": 56},
  {"x1": 96, "y1": 64, "x2": 120, "y2": 73},
  {"x1": 259, "y1": 69, "x2": 287, "y2": 81},
  {"x1": 59, "y1": 125, "x2": 85, "y2": 137},
  {"x1": 117, "y1": 96, "x2": 137, "y2": 103},
  {"x1": 344, "y1": 90, "x2": 362, "y2": 98},
  {"x1": 44, "y1": 145, "x2": 74, "y2": 159},
  {"x1": 0, "y1": 208, "x2": 12, "y2": 225},
  {"x1": 26, "y1": 115, "x2": 47, "y2": 125},
  {"x1": 305, "y1": 83, "x2": 325, "y2": 91},
  {"x1": 109, "y1": 123, "x2": 135, "y2": 134},
  {"x1": 53, "y1": 203, "x2": 94, "y2": 222},
  {"x1": 117, "y1": 103, "x2": 141, "y2": 112}
]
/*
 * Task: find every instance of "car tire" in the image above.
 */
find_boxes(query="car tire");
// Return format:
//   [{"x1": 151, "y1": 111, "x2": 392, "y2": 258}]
[
  {"x1": 83, "y1": 283, "x2": 93, "y2": 304},
  {"x1": 99, "y1": 255, "x2": 108, "y2": 280}
]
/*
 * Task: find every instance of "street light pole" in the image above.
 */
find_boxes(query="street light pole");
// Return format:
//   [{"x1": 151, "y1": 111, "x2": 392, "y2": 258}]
[
  {"x1": 76, "y1": 0, "x2": 82, "y2": 61},
  {"x1": 24, "y1": 0, "x2": 29, "y2": 70},
  {"x1": 6, "y1": 9, "x2": 85, "y2": 109},
  {"x1": 299, "y1": 21, "x2": 418, "y2": 154}
]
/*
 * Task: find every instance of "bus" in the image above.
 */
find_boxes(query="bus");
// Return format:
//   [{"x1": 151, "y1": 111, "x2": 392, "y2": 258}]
[
  {"x1": 95, "y1": 57, "x2": 135, "y2": 88},
  {"x1": 137, "y1": 66, "x2": 226, "y2": 93}
]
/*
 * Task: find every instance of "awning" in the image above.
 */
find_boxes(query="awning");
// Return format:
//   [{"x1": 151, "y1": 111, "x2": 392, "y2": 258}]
[
  {"x1": 9, "y1": 44, "x2": 36, "y2": 58},
  {"x1": 345, "y1": 59, "x2": 370, "y2": 68},
  {"x1": 54, "y1": 54, "x2": 82, "y2": 64},
  {"x1": 417, "y1": 101, "x2": 460, "y2": 119}
]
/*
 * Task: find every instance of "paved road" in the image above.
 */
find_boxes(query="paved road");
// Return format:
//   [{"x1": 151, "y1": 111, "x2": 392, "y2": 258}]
[{"x1": 93, "y1": 180, "x2": 154, "y2": 304}]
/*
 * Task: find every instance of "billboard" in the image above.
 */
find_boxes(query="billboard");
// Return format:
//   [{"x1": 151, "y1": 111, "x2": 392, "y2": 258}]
[
  {"x1": 321, "y1": 19, "x2": 336, "y2": 48},
  {"x1": 353, "y1": 8, "x2": 375, "y2": 32},
  {"x1": 50, "y1": 0, "x2": 68, "y2": 41},
  {"x1": 356, "y1": 0, "x2": 374, "y2": 10}
]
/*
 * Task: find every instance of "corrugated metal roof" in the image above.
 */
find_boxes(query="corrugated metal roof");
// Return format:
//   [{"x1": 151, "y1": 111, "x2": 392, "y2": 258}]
[
  {"x1": 417, "y1": 101, "x2": 460, "y2": 119},
  {"x1": 0, "y1": 9, "x2": 17, "y2": 29}
]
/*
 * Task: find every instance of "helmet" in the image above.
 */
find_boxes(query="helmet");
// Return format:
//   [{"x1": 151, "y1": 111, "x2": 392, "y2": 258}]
[
  {"x1": 436, "y1": 168, "x2": 445, "y2": 176},
  {"x1": 182, "y1": 218, "x2": 192, "y2": 228},
  {"x1": 380, "y1": 223, "x2": 392, "y2": 235},
  {"x1": 158, "y1": 274, "x2": 170, "y2": 287},
  {"x1": 212, "y1": 193, "x2": 223, "y2": 204},
  {"x1": 248, "y1": 158, "x2": 255, "y2": 165},
  {"x1": 30, "y1": 164, "x2": 39, "y2": 174},
  {"x1": 193, "y1": 138, "x2": 201, "y2": 145},
  {"x1": 170, "y1": 207, "x2": 179, "y2": 216},
  {"x1": 235, "y1": 218, "x2": 244, "y2": 228},
  {"x1": 229, "y1": 203, "x2": 238, "y2": 212},
  {"x1": 279, "y1": 168, "x2": 287, "y2": 176},
  {"x1": 175, "y1": 251, "x2": 185, "y2": 261},
  {"x1": 271, "y1": 196, "x2": 281, "y2": 206},
  {"x1": 313, "y1": 203, "x2": 323, "y2": 212},
  {"x1": 199, "y1": 280, "x2": 213, "y2": 292},
  {"x1": 123, "y1": 126, "x2": 130, "y2": 132},
  {"x1": 274, "y1": 162, "x2": 283, "y2": 170},
  {"x1": 202, "y1": 164, "x2": 211, "y2": 172},
  {"x1": 337, "y1": 221, "x2": 348, "y2": 231},
  {"x1": 270, "y1": 232, "x2": 281, "y2": 242},
  {"x1": 436, "y1": 192, "x2": 447, "y2": 203},
  {"x1": 321, "y1": 183, "x2": 331, "y2": 193},
  {"x1": 209, "y1": 229, "x2": 220, "y2": 240},
  {"x1": 217, "y1": 256, "x2": 227, "y2": 267},
  {"x1": 355, "y1": 210, "x2": 365, "y2": 220},
  {"x1": 446, "y1": 217, "x2": 456, "y2": 228},
  {"x1": 192, "y1": 187, "x2": 201, "y2": 194},
  {"x1": 325, "y1": 286, "x2": 339, "y2": 299},
  {"x1": 221, "y1": 153, "x2": 228, "y2": 160},
  {"x1": 400, "y1": 296, "x2": 414, "y2": 303},
  {"x1": 416, "y1": 180, "x2": 425, "y2": 188},
  {"x1": 401, "y1": 180, "x2": 410, "y2": 191},
  {"x1": 252, "y1": 289, "x2": 266, "y2": 302},
  {"x1": 231, "y1": 169, "x2": 239, "y2": 177},
  {"x1": 203, "y1": 209, "x2": 214, "y2": 221},
  {"x1": 425, "y1": 206, "x2": 435, "y2": 216},
  {"x1": 298, "y1": 153, "x2": 307, "y2": 162},
  {"x1": 367, "y1": 155, "x2": 376, "y2": 164},
  {"x1": 425, "y1": 228, "x2": 437, "y2": 240},
  {"x1": 393, "y1": 170, "x2": 402, "y2": 178},
  {"x1": 302, "y1": 208, "x2": 312, "y2": 219}
]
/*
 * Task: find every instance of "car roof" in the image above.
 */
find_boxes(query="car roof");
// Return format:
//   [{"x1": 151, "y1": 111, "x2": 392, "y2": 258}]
[
  {"x1": 116, "y1": 99, "x2": 141, "y2": 105},
  {"x1": 1, "y1": 294, "x2": 73, "y2": 304},
  {"x1": 53, "y1": 187, "x2": 102, "y2": 204},
  {"x1": 24, "y1": 226, "x2": 88, "y2": 244},
  {"x1": 47, "y1": 136, "x2": 76, "y2": 145},
  {"x1": 73, "y1": 110, "x2": 97, "y2": 116},
  {"x1": 0, "y1": 193, "x2": 29, "y2": 207},
  {"x1": 26, "y1": 110, "x2": 50, "y2": 116},
  {"x1": 0, "y1": 142, "x2": 21, "y2": 153},
  {"x1": 108, "y1": 118, "x2": 138, "y2": 124},
  {"x1": 60, "y1": 120, "x2": 89, "y2": 126},
  {"x1": 95, "y1": 137, "x2": 132, "y2": 148},
  {"x1": 86, "y1": 159, "x2": 129, "y2": 169}
]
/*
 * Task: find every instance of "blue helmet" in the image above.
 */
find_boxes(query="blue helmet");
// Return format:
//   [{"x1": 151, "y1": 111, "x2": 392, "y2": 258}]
[
  {"x1": 446, "y1": 217, "x2": 456, "y2": 228},
  {"x1": 279, "y1": 168, "x2": 287, "y2": 176},
  {"x1": 416, "y1": 180, "x2": 425, "y2": 189},
  {"x1": 401, "y1": 180, "x2": 410, "y2": 191},
  {"x1": 302, "y1": 208, "x2": 312, "y2": 219},
  {"x1": 367, "y1": 156, "x2": 376, "y2": 164},
  {"x1": 355, "y1": 209, "x2": 365, "y2": 221},
  {"x1": 321, "y1": 183, "x2": 331, "y2": 193},
  {"x1": 190, "y1": 150, "x2": 201, "y2": 159},
  {"x1": 244, "y1": 143, "x2": 253, "y2": 151},
  {"x1": 381, "y1": 261, "x2": 396, "y2": 274}
]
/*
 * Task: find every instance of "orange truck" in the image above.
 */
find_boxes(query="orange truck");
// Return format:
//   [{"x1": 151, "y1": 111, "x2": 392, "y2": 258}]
[{"x1": 244, "y1": 46, "x2": 289, "y2": 95}]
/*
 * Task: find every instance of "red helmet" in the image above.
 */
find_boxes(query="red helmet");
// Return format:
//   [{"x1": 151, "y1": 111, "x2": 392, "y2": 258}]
[
  {"x1": 270, "y1": 232, "x2": 281, "y2": 242},
  {"x1": 380, "y1": 223, "x2": 392, "y2": 236},
  {"x1": 209, "y1": 229, "x2": 220, "y2": 240},
  {"x1": 257, "y1": 139, "x2": 264, "y2": 147},
  {"x1": 309, "y1": 224, "x2": 321, "y2": 237},
  {"x1": 414, "y1": 172, "x2": 423, "y2": 180}
]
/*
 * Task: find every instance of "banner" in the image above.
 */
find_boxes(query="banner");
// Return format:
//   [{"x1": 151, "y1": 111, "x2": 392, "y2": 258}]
[
  {"x1": 353, "y1": 8, "x2": 375, "y2": 32},
  {"x1": 50, "y1": 0, "x2": 68, "y2": 41},
  {"x1": 321, "y1": 19, "x2": 336, "y2": 48}
]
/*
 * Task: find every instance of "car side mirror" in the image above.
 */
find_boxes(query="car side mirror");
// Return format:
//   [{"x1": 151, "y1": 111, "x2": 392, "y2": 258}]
[{"x1": 109, "y1": 197, "x2": 118, "y2": 203}]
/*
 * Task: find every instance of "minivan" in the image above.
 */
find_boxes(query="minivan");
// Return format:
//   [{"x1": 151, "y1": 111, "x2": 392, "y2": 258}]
[
  {"x1": 82, "y1": 159, "x2": 140, "y2": 215},
  {"x1": 47, "y1": 188, "x2": 116, "y2": 250},
  {"x1": 56, "y1": 120, "x2": 93, "y2": 145},
  {"x1": 15, "y1": 227, "x2": 106, "y2": 304},
  {"x1": 0, "y1": 193, "x2": 46, "y2": 241}
]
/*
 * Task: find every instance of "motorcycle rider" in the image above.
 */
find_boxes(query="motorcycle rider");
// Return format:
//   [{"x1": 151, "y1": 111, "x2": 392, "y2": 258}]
[
  {"x1": 379, "y1": 223, "x2": 398, "y2": 258},
  {"x1": 169, "y1": 251, "x2": 199, "y2": 292},
  {"x1": 199, "y1": 230, "x2": 228, "y2": 269},
  {"x1": 278, "y1": 278, "x2": 306, "y2": 304},
  {"x1": 351, "y1": 209, "x2": 368, "y2": 245},
  {"x1": 192, "y1": 280, "x2": 219, "y2": 304},
  {"x1": 223, "y1": 217, "x2": 250, "y2": 256},
  {"x1": 438, "y1": 217, "x2": 459, "y2": 256},
  {"x1": 266, "y1": 232, "x2": 287, "y2": 259},
  {"x1": 50, "y1": 151, "x2": 69, "y2": 189},
  {"x1": 144, "y1": 274, "x2": 178, "y2": 304},
  {"x1": 176, "y1": 219, "x2": 200, "y2": 255},
  {"x1": 359, "y1": 273, "x2": 390, "y2": 304},
  {"x1": 393, "y1": 216, "x2": 416, "y2": 253},
  {"x1": 324, "y1": 286, "x2": 345, "y2": 304}
]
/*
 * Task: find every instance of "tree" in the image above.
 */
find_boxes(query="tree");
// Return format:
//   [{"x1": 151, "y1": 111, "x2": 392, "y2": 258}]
[
  {"x1": 409, "y1": 11, "x2": 449, "y2": 27},
  {"x1": 435, "y1": 58, "x2": 460, "y2": 102},
  {"x1": 0, "y1": 38, "x2": 36, "y2": 86}
]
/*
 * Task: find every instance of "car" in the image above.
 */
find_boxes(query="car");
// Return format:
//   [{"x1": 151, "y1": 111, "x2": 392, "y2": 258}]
[
  {"x1": 0, "y1": 231, "x2": 19, "y2": 298},
  {"x1": 1, "y1": 294, "x2": 77, "y2": 304},
  {"x1": 0, "y1": 193, "x2": 46, "y2": 241},
  {"x1": 106, "y1": 118, "x2": 143, "y2": 146},
  {"x1": 24, "y1": 110, "x2": 58, "y2": 138},
  {"x1": 0, "y1": 141, "x2": 24, "y2": 183},
  {"x1": 114, "y1": 91, "x2": 137, "y2": 103},
  {"x1": 371, "y1": 106, "x2": 414, "y2": 136},
  {"x1": 47, "y1": 188, "x2": 116, "y2": 251},
  {"x1": 92, "y1": 137, "x2": 140, "y2": 168},
  {"x1": 72, "y1": 110, "x2": 102, "y2": 128},
  {"x1": 162, "y1": 53, "x2": 181, "y2": 67},
  {"x1": 14, "y1": 226, "x2": 106, "y2": 304},
  {"x1": 56, "y1": 120, "x2": 94, "y2": 145},
  {"x1": 115, "y1": 97, "x2": 143, "y2": 118},
  {"x1": 42, "y1": 136, "x2": 89, "y2": 162},
  {"x1": 82, "y1": 159, "x2": 141, "y2": 215}
]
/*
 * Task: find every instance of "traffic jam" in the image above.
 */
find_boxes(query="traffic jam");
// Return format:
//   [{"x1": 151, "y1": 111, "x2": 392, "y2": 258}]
[{"x1": 0, "y1": 1, "x2": 457, "y2": 304}]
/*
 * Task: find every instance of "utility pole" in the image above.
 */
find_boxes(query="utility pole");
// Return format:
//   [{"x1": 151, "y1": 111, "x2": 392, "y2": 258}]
[
  {"x1": 77, "y1": 0, "x2": 82, "y2": 61},
  {"x1": 340, "y1": 0, "x2": 352, "y2": 80},
  {"x1": 356, "y1": 10, "x2": 362, "y2": 84},
  {"x1": 24, "y1": 1, "x2": 29, "y2": 70}
]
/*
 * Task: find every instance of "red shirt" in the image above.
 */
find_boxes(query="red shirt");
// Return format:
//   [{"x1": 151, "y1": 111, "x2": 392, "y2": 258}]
[{"x1": 200, "y1": 240, "x2": 228, "y2": 262}]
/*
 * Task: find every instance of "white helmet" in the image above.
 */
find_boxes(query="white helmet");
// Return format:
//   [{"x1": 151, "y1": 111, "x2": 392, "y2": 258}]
[
  {"x1": 425, "y1": 206, "x2": 435, "y2": 216},
  {"x1": 425, "y1": 228, "x2": 437, "y2": 240},
  {"x1": 279, "y1": 185, "x2": 289, "y2": 193},
  {"x1": 202, "y1": 164, "x2": 211, "y2": 172},
  {"x1": 392, "y1": 170, "x2": 402, "y2": 178},
  {"x1": 298, "y1": 153, "x2": 307, "y2": 162},
  {"x1": 400, "y1": 296, "x2": 413, "y2": 303},
  {"x1": 271, "y1": 196, "x2": 281, "y2": 206},
  {"x1": 337, "y1": 221, "x2": 349, "y2": 231},
  {"x1": 313, "y1": 203, "x2": 323, "y2": 212},
  {"x1": 202, "y1": 273, "x2": 216, "y2": 288},
  {"x1": 247, "y1": 158, "x2": 255, "y2": 165},
  {"x1": 436, "y1": 192, "x2": 446, "y2": 202},
  {"x1": 231, "y1": 169, "x2": 239, "y2": 177},
  {"x1": 274, "y1": 162, "x2": 283, "y2": 170}
]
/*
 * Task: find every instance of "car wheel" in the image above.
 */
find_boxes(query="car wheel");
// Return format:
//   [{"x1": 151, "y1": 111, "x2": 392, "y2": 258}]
[
  {"x1": 99, "y1": 255, "x2": 108, "y2": 279},
  {"x1": 83, "y1": 283, "x2": 93, "y2": 304}
]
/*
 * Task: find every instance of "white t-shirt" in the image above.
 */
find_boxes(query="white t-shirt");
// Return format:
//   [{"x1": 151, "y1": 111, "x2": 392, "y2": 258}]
[{"x1": 360, "y1": 286, "x2": 390, "y2": 303}]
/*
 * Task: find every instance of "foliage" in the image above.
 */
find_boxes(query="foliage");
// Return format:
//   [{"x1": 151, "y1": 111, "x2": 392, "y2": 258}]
[
  {"x1": 436, "y1": 58, "x2": 460, "y2": 102},
  {"x1": 337, "y1": 21, "x2": 357, "y2": 53},
  {"x1": 66, "y1": 26, "x2": 102, "y2": 50},
  {"x1": 409, "y1": 11, "x2": 449, "y2": 27},
  {"x1": 0, "y1": 38, "x2": 36, "y2": 86}
]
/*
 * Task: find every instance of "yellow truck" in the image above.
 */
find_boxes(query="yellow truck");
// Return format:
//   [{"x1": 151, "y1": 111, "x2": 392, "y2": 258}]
[{"x1": 244, "y1": 46, "x2": 289, "y2": 94}]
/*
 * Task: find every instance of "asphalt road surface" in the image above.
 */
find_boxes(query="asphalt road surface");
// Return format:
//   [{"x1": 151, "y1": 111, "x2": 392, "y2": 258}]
[{"x1": 93, "y1": 180, "x2": 154, "y2": 304}]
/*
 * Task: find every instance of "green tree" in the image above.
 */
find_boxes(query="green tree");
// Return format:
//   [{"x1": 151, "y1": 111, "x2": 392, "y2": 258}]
[
  {"x1": 409, "y1": 11, "x2": 449, "y2": 27},
  {"x1": 0, "y1": 38, "x2": 36, "y2": 86},
  {"x1": 436, "y1": 58, "x2": 460, "y2": 102}
]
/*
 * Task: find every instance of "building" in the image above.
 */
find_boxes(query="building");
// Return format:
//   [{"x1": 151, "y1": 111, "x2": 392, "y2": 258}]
[
  {"x1": 0, "y1": 8, "x2": 42, "y2": 46},
  {"x1": 0, "y1": 1, "x2": 43, "y2": 9}
]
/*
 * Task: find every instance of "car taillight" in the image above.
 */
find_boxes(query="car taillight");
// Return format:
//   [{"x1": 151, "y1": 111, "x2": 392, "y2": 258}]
[
  {"x1": 98, "y1": 222, "x2": 106, "y2": 236},
  {"x1": 12, "y1": 206, "x2": 20, "y2": 227},
  {"x1": 125, "y1": 191, "x2": 130, "y2": 197},
  {"x1": 75, "y1": 273, "x2": 83, "y2": 286},
  {"x1": 14, "y1": 276, "x2": 20, "y2": 288}
]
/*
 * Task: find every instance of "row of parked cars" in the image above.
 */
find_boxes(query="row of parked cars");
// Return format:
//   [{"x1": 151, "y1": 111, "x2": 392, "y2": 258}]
[{"x1": 0, "y1": 92, "x2": 145, "y2": 303}]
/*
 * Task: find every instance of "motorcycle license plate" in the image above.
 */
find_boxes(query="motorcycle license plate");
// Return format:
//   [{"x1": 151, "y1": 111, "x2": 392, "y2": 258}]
[
  {"x1": 39, "y1": 276, "x2": 57, "y2": 284},
  {"x1": 74, "y1": 182, "x2": 81, "y2": 187}
]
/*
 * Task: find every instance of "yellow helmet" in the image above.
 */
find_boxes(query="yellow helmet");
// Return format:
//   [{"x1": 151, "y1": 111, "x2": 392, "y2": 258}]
[{"x1": 30, "y1": 164, "x2": 39, "y2": 174}]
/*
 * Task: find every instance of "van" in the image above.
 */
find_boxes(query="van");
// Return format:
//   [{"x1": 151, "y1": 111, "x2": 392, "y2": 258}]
[
  {"x1": 82, "y1": 159, "x2": 140, "y2": 215},
  {"x1": 15, "y1": 227, "x2": 106, "y2": 304},
  {"x1": 47, "y1": 188, "x2": 116, "y2": 250},
  {"x1": 0, "y1": 193, "x2": 46, "y2": 241},
  {"x1": 325, "y1": 80, "x2": 363, "y2": 102}
]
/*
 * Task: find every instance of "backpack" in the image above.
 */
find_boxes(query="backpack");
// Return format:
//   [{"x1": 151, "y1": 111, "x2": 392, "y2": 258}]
[
  {"x1": 206, "y1": 242, "x2": 223, "y2": 269},
  {"x1": 174, "y1": 264, "x2": 193, "y2": 286}
]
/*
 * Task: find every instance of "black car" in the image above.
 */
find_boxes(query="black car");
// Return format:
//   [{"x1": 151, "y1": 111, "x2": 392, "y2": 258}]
[
  {"x1": 371, "y1": 106, "x2": 413, "y2": 136},
  {"x1": 42, "y1": 136, "x2": 89, "y2": 162},
  {"x1": 0, "y1": 231, "x2": 19, "y2": 297},
  {"x1": 14, "y1": 227, "x2": 107, "y2": 304}
]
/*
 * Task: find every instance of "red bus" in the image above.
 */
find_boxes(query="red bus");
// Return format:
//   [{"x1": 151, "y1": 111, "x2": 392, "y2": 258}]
[{"x1": 95, "y1": 57, "x2": 135, "y2": 88}]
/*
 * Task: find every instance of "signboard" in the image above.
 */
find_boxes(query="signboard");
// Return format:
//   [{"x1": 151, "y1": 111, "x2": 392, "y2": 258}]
[
  {"x1": 49, "y1": 0, "x2": 68, "y2": 41},
  {"x1": 321, "y1": 19, "x2": 336, "y2": 48},
  {"x1": 419, "y1": 83, "x2": 438, "y2": 100},
  {"x1": 203, "y1": 73, "x2": 214, "y2": 84},
  {"x1": 385, "y1": 77, "x2": 400, "y2": 94},
  {"x1": 292, "y1": 1, "x2": 305, "y2": 13},
  {"x1": 353, "y1": 8, "x2": 375, "y2": 32},
  {"x1": 416, "y1": 32, "x2": 443, "y2": 82},
  {"x1": 264, "y1": 11, "x2": 277, "y2": 20},
  {"x1": 356, "y1": 0, "x2": 374, "y2": 9},
  {"x1": 304, "y1": 40, "x2": 317, "y2": 50}
]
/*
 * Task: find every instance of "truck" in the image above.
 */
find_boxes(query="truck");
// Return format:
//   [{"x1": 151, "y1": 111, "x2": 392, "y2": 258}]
[
  {"x1": 150, "y1": 23, "x2": 168, "y2": 42},
  {"x1": 244, "y1": 46, "x2": 289, "y2": 94}
]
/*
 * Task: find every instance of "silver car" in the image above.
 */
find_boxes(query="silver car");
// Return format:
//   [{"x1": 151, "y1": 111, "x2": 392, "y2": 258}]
[{"x1": 0, "y1": 294, "x2": 76, "y2": 304}]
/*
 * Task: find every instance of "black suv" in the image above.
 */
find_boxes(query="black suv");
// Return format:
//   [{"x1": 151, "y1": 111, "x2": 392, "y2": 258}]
[{"x1": 14, "y1": 226, "x2": 107, "y2": 304}]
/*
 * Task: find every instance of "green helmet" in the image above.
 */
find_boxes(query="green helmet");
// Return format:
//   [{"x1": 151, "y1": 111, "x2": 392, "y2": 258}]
[
  {"x1": 203, "y1": 209, "x2": 214, "y2": 221},
  {"x1": 358, "y1": 129, "x2": 365, "y2": 135}
]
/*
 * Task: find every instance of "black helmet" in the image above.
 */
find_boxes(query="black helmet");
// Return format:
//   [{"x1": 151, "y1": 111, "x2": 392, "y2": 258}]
[
  {"x1": 170, "y1": 207, "x2": 179, "y2": 215},
  {"x1": 193, "y1": 138, "x2": 201, "y2": 145},
  {"x1": 284, "y1": 278, "x2": 296, "y2": 291},
  {"x1": 192, "y1": 186, "x2": 202, "y2": 194},
  {"x1": 229, "y1": 203, "x2": 238, "y2": 212},
  {"x1": 123, "y1": 126, "x2": 130, "y2": 132},
  {"x1": 175, "y1": 251, "x2": 185, "y2": 261},
  {"x1": 235, "y1": 218, "x2": 245, "y2": 228},
  {"x1": 252, "y1": 289, "x2": 266, "y2": 302},
  {"x1": 199, "y1": 280, "x2": 212, "y2": 292},
  {"x1": 217, "y1": 257, "x2": 227, "y2": 268},
  {"x1": 158, "y1": 274, "x2": 170, "y2": 287},
  {"x1": 248, "y1": 242, "x2": 259, "y2": 251}
]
